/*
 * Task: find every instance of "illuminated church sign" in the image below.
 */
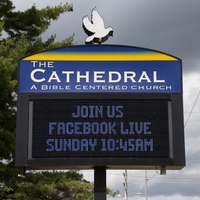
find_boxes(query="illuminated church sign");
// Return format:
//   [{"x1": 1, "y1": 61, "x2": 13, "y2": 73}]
[{"x1": 16, "y1": 45, "x2": 185, "y2": 170}]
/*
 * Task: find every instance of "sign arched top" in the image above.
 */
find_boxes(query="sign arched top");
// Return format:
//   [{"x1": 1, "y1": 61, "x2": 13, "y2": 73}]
[{"x1": 22, "y1": 45, "x2": 178, "y2": 61}]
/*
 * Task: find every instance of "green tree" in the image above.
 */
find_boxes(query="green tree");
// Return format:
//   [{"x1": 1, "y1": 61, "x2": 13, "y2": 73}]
[
  {"x1": 14, "y1": 171, "x2": 118, "y2": 200},
  {"x1": 0, "y1": 1, "x2": 74, "y2": 198},
  {"x1": 0, "y1": 185, "x2": 13, "y2": 198},
  {"x1": 14, "y1": 171, "x2": 94, "y2": 200},
  {"x1": 1, "y1": 0, "x2": 73, "y2": 40}
]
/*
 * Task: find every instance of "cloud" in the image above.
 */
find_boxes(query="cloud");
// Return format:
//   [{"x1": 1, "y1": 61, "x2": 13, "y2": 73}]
[
  {"x1": 14, "y1": 0, "x2": 200, "y2": 74},
  {"x1": 146, "y1": 194, "x2": 200, "y2": 200},
  {"x1": 11, "y1": 0, "x2": 200, "y2": 199}
]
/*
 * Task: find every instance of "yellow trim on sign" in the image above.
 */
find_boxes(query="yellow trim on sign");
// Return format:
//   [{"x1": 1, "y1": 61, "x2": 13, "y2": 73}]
[{"x1": 23, "y1": 53, "x2": 177, "y2": 61}]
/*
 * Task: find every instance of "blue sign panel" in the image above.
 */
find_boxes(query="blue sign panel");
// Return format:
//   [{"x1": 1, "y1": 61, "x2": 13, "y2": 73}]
[{"x1": 19, "y1": 45, "x2": 182, "y2": 93}]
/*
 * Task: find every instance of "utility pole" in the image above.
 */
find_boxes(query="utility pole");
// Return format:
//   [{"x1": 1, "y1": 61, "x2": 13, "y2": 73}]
[
  {"x1": 145, "y1": 170, "x2": 148, "y2": 200},
  {"x1": 123, "y1": 170, "x2": 128, "y2": 200}
]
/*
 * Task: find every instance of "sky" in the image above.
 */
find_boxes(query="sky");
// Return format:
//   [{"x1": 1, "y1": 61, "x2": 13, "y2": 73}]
[{"x1": 11, "y1": 0, "x2": 200, "y2": 199}]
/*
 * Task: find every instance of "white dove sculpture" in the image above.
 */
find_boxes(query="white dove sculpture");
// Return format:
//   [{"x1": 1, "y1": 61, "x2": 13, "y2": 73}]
[{"x1": 82, "y1": 7, "x2": 113, "y2": 44}]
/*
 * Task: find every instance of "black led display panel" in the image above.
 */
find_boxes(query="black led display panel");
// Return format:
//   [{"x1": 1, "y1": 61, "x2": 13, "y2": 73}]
[{"x1": 30, "y1": 99, "x2": 170, "y2": 159}]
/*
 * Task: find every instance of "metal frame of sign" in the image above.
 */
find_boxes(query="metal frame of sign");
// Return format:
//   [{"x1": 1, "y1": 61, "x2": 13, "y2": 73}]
[
  {"x1": 15, "y1": 45, "x2": 185, "y2": 170},
  {"x1": 16, "y1": 92, "x2": 185, "y2": 170}
]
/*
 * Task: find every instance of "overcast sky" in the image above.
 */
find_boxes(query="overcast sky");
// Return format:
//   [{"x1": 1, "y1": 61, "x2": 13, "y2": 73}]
[{"x1": 12, "y1": 0, "x2": 200, "y2": 199}]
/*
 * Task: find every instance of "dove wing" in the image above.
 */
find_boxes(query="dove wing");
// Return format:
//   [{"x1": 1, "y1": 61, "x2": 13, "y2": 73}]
[
  {"x1": 91, "y1": 8, "x2": 105, "y2": 29},
  {"x1": 82, "y1": 16, "x2": 95, "y2": 36}
]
